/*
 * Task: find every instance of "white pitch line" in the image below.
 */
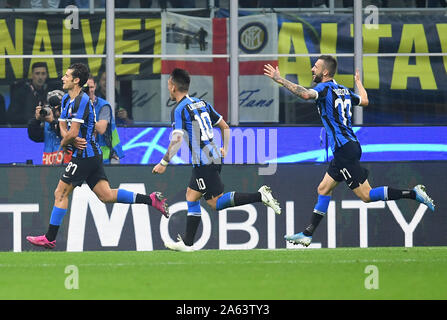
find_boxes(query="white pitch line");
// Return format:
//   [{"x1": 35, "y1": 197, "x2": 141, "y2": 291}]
[{"x1": 1, "y1": 257, "x2": 447, "y2": 268}]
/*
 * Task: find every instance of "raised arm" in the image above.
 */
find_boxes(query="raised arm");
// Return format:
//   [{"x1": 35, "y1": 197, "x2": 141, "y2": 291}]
[
  {"x1": 355, "y1": 69, "x2": 369, "y2": 107},
  {"x1": 263, "y1": 64, "x2": 317, "y2": 100}
]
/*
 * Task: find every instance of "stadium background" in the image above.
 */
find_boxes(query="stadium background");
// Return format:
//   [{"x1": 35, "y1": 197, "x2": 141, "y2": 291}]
[{"x1": 0, "y1": 0, "x2": 446, "y2": 253}]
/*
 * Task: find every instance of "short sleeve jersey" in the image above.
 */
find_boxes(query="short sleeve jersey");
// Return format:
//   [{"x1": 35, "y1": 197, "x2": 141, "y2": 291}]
[
  {"x1": 171, "y1": 95, "x2": 223, "y2": 166},
  {"x1": 309, "y1": 79, "x2": 362, "y2": 152},
  {"x1": 59, "y1": 92, "x2": 101, "y2": 158}
]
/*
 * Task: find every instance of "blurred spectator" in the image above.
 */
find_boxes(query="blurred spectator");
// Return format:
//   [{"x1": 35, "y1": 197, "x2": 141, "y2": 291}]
[
  {"x1": 0, "y1": 94, "x2": 6, "y2": 125},
  {"x1": 31, "y1": 0, "x2": 60, "y2": 8},
  {"x1": 86, "y1": 75, "x2": 125, "y2": 164},
  {"x1": 96, "y1": 69, "x2": 134, "y2": 126},
  {"x1": 27, "y1": 90, "x2": 72, "y2": 165},
  {"x1": 7, "y1": 62, "x2": 50, "y2": 125}
]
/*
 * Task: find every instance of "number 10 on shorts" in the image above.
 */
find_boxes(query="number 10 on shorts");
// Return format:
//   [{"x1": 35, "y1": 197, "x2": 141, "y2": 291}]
[{"x1": 196, "y1": 178, "x2": 206, "y2": 190}]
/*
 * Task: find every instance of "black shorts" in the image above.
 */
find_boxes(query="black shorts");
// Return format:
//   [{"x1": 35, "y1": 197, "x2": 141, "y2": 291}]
[
  {"x1": 189, "y1": 164, "x2": 224, "y2": 200},
  {"x1": 60, "y1": 154, "x2": 108, "y2": 189},
  {"x1": 327, "y1": 141, "x2": 369, "y2": 189}
]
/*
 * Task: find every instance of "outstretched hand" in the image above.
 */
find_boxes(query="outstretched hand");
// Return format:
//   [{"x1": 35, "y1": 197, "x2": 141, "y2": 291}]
[{"x1": 263, "y1": 64, "x2": 281, "y2": 82}]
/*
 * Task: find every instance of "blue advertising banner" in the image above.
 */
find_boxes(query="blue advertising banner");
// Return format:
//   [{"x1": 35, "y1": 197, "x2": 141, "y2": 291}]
[{"x1": 0, "y1": 126, "x2": 446, "y2": 165}]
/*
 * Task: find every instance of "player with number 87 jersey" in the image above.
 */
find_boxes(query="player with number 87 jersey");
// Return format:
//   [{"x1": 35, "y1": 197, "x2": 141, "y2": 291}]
[{"x1": 152, "y1": 68, "x2": 281, "y2": 252}]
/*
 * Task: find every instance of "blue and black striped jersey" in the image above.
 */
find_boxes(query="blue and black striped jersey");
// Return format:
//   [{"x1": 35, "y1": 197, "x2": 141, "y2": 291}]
[
  {"x1": 310, "y1": 80, "x2": 361, "y2": 152},
  {"x1": 171, "y1": 95, "x2": 223, "y2": 167},
  {"x1": 59, "y1": 92, "x2": 101, "y2": 158}
]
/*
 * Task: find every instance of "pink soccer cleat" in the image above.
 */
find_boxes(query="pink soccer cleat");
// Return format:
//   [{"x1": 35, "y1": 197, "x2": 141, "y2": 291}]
[
  {"x1": 150, "y1": 192, "x2": 169, "y2": 218},
  {"x1": 26, "y1": 235, "x2": 56, "y2": 249}
]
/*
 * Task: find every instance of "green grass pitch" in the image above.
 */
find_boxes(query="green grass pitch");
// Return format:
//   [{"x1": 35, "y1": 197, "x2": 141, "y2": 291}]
[{"x1": 0, "y1": 247, "x2": 446, "y2": 300}]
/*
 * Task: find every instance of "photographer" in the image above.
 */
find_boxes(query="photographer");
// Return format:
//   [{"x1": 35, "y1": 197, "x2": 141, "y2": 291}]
[
  {"x1": 27, "y1": 90, "x2": 72, "y2": 165},
  {"x1": 85, "y1": 75, "x2": 124, "y2": 164},
  {"x1": 8, "y1": 62, "x2": 50, "y2": 125}
]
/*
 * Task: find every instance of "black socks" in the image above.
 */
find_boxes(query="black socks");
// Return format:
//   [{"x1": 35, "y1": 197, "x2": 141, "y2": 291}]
[
  {"x1": 183, "y1": 215, "x2": 201, "y2": 246},
  {"x1": 387, "y1": 188, "x2": 416, "y2": 200},
  {"x1": 234, "y1": 192, "x2": 262, "y2": 206},
  {"x1": 135, "y1": 193, "x2": 152, "y2": 206},
  {"x1": 303, "y1": 213, "x2": 325, "y2": 237},
  {"x1": 45, "y1": 224, "x2": 60, "y2": 242}
]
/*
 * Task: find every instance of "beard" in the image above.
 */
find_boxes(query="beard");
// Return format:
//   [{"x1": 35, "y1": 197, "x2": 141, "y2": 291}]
[{"x1": 313, "y1": 73, "x2": 323, "y2": 84}]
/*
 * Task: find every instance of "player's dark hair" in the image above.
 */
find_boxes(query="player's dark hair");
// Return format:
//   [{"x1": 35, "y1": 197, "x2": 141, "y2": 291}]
[
  {"x1": 170, "y1": 68, "x2": 190, "y2": 92},
  {"x1": 318, "y1": 55, "x2": 337, "y2": 77},
  {"x1": 69, "y1": 63, "x2": 90, "y2": 88},
  {"x1": 31, "y1": 62, "x2": 48, "y2": 74}
]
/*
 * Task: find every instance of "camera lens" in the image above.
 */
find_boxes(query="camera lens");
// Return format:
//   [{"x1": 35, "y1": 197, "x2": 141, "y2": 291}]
[{"x1": 39, "y1": 106, "x2": 51, "y2": 117}]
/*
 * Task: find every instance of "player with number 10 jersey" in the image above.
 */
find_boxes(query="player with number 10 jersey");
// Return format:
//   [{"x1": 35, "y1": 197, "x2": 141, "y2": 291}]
[
  {"x1": 171, "y1": 95, "x2": 222, "y2": 167},
  {"x1": 152, "y1": 68, "x2": 281, "y2": 252}
]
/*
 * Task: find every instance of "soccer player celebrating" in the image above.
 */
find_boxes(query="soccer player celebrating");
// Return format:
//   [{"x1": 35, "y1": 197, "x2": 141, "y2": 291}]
[
  {"x1": 153, "y1": 68, "x2": 281, "y2": 252},
  {"x1": 26, "y1": 63, "x2": 169, "y2": 249},
  {"x1": 264, "y1": 55, "x2": 435, "y2": 247}
]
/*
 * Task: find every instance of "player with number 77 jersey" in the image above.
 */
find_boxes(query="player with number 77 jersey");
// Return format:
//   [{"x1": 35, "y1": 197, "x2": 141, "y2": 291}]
[
  {"x1": 152, "y1": 68, "x2": 281, "y2": 252},
  {"x1": 264, "y1": 55, "x2": 435, "y2": 248}
]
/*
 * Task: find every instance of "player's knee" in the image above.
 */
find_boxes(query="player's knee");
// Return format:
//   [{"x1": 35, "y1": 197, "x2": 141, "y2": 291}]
[
  {"x1": 317, "y1": 184, "x2": 331, "y2": 196},
  {"x1": 207, "y1": 199, "x2": 217, "y2": 210},
  {"x1": 358, "y1": 192, "x2": 371, "y2": 203},
  {"x1": 97, "y1": 191, "x2": 114, "y2": 203}
]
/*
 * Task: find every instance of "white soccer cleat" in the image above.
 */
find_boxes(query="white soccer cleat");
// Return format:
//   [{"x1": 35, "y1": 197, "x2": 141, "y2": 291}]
[
  {"x1": 258, "y1": 185, "x2": 281, "y2": 214},
  {"x1": 413, "y1": 184, "x2": 435, "y2": 212},
  {"x1": 284, "y1": 232, "x2": 312, "y2": 247},
  {"x1": 164, "y1": 235, "x2": 194, "y2": 252}
]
